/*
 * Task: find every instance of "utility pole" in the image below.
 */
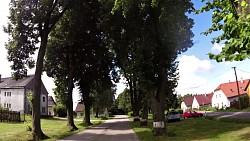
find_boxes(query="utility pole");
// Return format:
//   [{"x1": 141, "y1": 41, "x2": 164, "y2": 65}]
[{"x1": 232, "y1": 67, "x2": 241, "y2": 109}]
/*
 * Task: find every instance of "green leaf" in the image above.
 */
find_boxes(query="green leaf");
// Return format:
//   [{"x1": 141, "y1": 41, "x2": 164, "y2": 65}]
[
  {"x1": 241, "y1": 1, "x2": 246, "y2": 7},
  {"x1": 227, "y1": 13, "x2": 233, "y2": 20}
]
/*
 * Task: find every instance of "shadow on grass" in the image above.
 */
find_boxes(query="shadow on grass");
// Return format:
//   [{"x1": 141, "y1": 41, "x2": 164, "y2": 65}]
[{"x1": 131, "y1": 118, "x2": 250, "y2": 141}]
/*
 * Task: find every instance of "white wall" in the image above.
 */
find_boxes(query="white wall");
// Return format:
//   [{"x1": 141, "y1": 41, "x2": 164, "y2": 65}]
[
  {"x1": 212, "y1": 90, "x2": 230, "y2": 109},
  {"x1": 181, "y1": 101, "x2": 191, "y2": 111},
  {"x1": 41, "y1": 94, "x2": 48, "y2": 115},
  {"x1": 0, "y1": 88, "x2": 25, "y2": 112},
  {"x1": 192, "y1": 97, "x2": 200, "y2": 109}
]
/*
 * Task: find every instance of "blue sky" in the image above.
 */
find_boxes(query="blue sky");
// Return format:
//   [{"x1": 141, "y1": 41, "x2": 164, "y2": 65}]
[
  {"x1": 0, "y1": 0, "x2": 250, "y2": 102},
  {"x1": 176, "y1": 0, "x2": 250, "y2": 95}
]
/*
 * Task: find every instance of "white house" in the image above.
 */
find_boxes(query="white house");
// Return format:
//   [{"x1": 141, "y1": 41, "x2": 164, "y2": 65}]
[
  {"x1": 181, "y1": 96, "x2": 194, "y2": 111},
  {"x1": 212, "y1": 79, "x2": 250, "y2": 109},
  {"x1": 0, "y1": 74, "x2": 48, "y2": 115},
  {"x1": 75, "y1": 103, "x2": 84, "y2": 118},
  {"x1": 48, "y1": 96, "x2": 56, "y2": 116},
  {"x1": 192, "y1": 93, "x2": 213, "y2": 109}
]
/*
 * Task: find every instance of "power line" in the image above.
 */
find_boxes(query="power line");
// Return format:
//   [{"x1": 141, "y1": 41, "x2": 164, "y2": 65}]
[{"x1": 237, "y1": 69, "x2": 250, "y2": 74}]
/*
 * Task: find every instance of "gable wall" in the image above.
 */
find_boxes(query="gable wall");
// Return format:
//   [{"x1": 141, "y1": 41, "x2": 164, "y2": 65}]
[
  {"x1": 212, "y1": 90, "x2": 230, "y2": 109},
  {"x1": 192, "y1": 97, "x2": 200, "y2": 109},
  {"x1": 0, "y1": 88, "x2": 25, "y2": 112}
]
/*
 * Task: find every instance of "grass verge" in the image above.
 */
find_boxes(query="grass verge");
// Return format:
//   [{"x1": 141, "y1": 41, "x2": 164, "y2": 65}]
[
  {"x1": 0, "y1": 116, "x2": 102, "y2": 141},
  {"x1": 131, "y1": 118, "x2": 250, "y2": 141}
]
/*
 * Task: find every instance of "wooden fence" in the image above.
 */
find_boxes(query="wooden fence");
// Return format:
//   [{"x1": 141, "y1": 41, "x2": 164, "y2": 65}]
[{"x1": 0, "y1": 110, "x2": 21, "y2": 122}]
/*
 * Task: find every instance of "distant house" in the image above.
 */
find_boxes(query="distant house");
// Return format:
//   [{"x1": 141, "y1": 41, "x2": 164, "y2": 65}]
[
  {"x1": 181, "y1": 96, "x2": 194, "y2": 111},
  {"x1": 212, "y1": 79, "x2": 250, "y2": 109},
  {"x1": 0, "y1": 74, "x2": 48, "y2": 115},
  {"x1": 48, "y1": 96, "x2": 56, "y2": 116},
  {"x1": 192, "y1": 93, "x2": 213, "y2": 109},
  {"x1": 75, "y1": 103, "x2": 84, "y2": 118}
]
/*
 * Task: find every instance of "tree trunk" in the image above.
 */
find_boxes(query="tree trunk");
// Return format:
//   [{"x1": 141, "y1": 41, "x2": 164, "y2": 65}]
[
  {"x1": 66, "y1": 71, "x2": 78, "y2": 130},
  {"x1": 32, "y1": 32, "x2": 49, "y2": 140},
  {"x1": 140, "y1": 99, "x2": 148, "y2": 127},
  {"x1": 95, "y1": 108, "x2": 99, "y2": 118},
  {"x1": 83, "y1": 95, "x2": 93, "y2": 125},
  {"x1": 152, "y1": 69, "x2": 167, "y2": 136}
]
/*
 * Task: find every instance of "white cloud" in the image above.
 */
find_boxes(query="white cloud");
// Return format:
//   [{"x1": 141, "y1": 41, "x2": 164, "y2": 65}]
[
  {"x1": 177, "y1": 55, "x2": 215, "y2": 95},
  {"x1": 178, "y1": 55, "x2": 214, "y2": 74},
  {"x1": 211, "y1": 43, "x2": 224, "y2": 52}
]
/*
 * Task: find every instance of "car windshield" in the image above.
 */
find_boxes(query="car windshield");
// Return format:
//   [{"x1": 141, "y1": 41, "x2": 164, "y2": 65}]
[{"x1": 169, "y1": 111, "x2": 179, "y2": 115}]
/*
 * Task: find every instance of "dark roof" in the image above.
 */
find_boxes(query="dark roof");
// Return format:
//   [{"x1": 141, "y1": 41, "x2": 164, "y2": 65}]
[
  {"x1": 48, "y1": 96, "x2": 56, "y2": 106},
  {"x1": 215, "y1": 79, "x2": 250, "y2": 98},
  {"x1": 0, "y1": 75, "x2": 35, "y2": 88},
  {"x1": 194, "y1": 93, "x2": 213, "y2": 105},
  {"x1": 183, "y1": 96, "x2": 194, "y2": 107},
  {"x1": 75, "y1": 103, "x2": 84, "y2": 112}
]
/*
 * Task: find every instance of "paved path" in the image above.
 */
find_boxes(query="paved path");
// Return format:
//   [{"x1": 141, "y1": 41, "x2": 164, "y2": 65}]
[{"x1": 58, "y1": 115, "x2": 139, "y2": 141}]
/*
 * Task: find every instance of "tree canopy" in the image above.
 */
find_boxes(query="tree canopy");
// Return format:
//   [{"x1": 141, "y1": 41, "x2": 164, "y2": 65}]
[{"x1": 197, "y1": 0, "x2": 250, "y2": 62}]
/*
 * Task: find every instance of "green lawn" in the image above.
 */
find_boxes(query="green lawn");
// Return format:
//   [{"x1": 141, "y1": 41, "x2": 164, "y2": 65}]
[
  {"x1": 131, "y1": 117, "x2": 250, "y2": 141},
  {"x1": 0, "y1": 117, "x2": 102, "y2": 141}
]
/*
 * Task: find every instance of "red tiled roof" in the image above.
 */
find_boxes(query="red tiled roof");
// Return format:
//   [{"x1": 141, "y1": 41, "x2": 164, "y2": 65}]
[
  {"x1": 194, "y1": 93, "x2": 213, "y2": 106},
  {"x1": 183, "y1": 96, "x2": 194, "y2": 106},
  {"x1": 215, "y1": 79, "x2": 250, "y2": 98},
  {"x1": 75, "y1": 103, "x2": 84, "y2": 112}
]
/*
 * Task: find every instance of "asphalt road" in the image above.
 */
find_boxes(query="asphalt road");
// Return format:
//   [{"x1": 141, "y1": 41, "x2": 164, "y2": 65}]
[
  {"x1": 204, "y1": 111, "x2": 250, "y2": 119},
  {"x1": 58, "y1": 115, "x2": 139, "y2": 141}
]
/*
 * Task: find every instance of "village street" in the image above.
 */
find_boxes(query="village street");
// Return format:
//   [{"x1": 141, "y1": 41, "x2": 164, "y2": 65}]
[
  {"x1": 204, "y1": 111, "x2": 250, "y2": 119},
  {"x1": 58, "y1": 115, "x2": 139, "y2": 141}
]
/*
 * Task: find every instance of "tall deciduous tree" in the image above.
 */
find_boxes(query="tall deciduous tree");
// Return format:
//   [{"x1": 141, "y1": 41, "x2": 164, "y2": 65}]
[
  {"x1": 4, "y1": 0, "x2": 71, "y2": 139},
  {"x1": 111, "y1": 0, "x2": 194, "y2": 135}
]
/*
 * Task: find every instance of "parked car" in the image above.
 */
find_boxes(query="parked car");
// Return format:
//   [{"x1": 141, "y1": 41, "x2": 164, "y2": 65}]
[
  {"x1": 182, "y1": 111, "x2": 203, "y2": 119},
  {"x1": 165, "y1": 110, "x2": 181, "y2": 122}
]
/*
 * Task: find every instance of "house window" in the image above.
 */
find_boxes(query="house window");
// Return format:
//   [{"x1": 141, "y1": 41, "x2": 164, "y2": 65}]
[
  {"x1": 4, "y1": 92, "x2": 6, "y2": 96},
  {"x1": 219, "y1": 94, "x2": 221, "y2": 97},
  {"x1": 43, "y1": 96, "x2": 45, "y2": 102},
  {"x1": 216, "y1": 95, "x2": 217, "y2": 98},
  {"x1": 9, "y1": 104, "x2": 11, "y2": 108},
  {"x1": 42, "y1": 107, "x2": 45, "y2": 113},
  {"x1": 9, "y1": 92, "x2": 11, "y2": 97},
  {"x1": 230, "y1": 89, "x2": 234, "y2": 92},
  {"x1": 4, "y1": 103, "x2": 6, "y2": 108}
]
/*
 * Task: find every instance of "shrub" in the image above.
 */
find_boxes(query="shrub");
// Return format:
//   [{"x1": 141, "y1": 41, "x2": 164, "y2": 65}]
[
  {"x1": 53, "y1": 104, "x2": 67, "y2": 117},
  {"x1": 240, "y1": 95, "x2": 249, "y2": 109},
  {"x1": 128, "y1": 111, "x2": 133, "y2": 118},
  {"x1": 176, "y1": 109, "x2": 183, "y2": 114}
]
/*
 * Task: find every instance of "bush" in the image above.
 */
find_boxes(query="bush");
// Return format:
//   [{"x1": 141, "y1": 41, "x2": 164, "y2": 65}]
[
  {"x1": 128, "y1": 111, "x2": 133, "y2": 118},
  {"x1": 240, "y1": 95, "x2": 249, "y2": 109},
  {"x1": 176, "y1": 109, "x2": 183, "y2": 114},
  {"x1": 53, "y1": 104, "x2": 67, "y2": 117}
]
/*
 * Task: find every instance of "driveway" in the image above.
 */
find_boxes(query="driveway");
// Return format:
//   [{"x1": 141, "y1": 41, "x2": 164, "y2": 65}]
[
  {"x1": 204, "y1": 111, "x2": 250, "y2": 119},
  {"x1": 57, "y1": 115, "x2": 139, "y2": 141}
]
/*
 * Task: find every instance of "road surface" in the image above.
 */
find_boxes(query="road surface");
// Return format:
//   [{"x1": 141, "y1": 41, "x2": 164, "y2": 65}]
[
  {"x1": 204, "y1": 111, "x2": 250, "y2": 119},
  {"x1": 58, "y1": 115, "x2": 139, "y2": 141}
]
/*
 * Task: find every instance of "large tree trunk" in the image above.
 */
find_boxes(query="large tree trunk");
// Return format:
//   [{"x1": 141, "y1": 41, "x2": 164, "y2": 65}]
[
  {"x1": 140, "y1": 97, "x2": 148, "y2": 127},
  {"x1": 66, "y1": 71, "x2": 78, "y2": 130},
  {"x1": 128, "y1": 81, "x2": 140, "y2": 122},
  {"x1": 83, "y1": 93, "x2": 93, "y2": 125},
  {"x1": 32, "y1": 32, "x2": 49, "y2": 140},
  {"x1": 152, "y1": 69, "x2": 167, "y2": 136}
]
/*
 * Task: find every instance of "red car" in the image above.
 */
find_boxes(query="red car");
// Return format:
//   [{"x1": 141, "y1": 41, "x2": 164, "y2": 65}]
[{"x1": 182, "y1": 111, "x2": 203, "y2": 119}]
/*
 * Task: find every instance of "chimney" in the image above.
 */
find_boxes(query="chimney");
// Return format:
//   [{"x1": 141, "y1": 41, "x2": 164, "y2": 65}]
[{"x1": 241, "y1": 77, "x2": 244, "y2": 83}]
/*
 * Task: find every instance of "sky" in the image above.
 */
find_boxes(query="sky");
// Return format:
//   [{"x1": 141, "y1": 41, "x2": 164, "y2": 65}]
[{"x1": 0, "y1": 0, "x2": 250, "y2": 106}]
